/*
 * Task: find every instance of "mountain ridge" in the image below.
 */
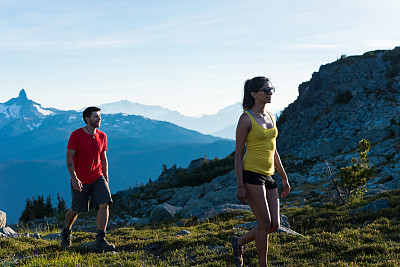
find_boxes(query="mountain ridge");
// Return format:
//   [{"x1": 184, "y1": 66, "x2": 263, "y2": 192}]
[{"x1": 99, "y1": 100, "x2": 242, "y2": 139}]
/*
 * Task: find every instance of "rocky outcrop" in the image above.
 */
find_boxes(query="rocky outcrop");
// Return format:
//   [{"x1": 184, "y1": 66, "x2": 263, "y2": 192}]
[
  {"x1": 277, "y1": 48, "x2": 400, "y2": 160},
  {"x1": 274, "y1": 48, "x2": 400, "y2": 198}
]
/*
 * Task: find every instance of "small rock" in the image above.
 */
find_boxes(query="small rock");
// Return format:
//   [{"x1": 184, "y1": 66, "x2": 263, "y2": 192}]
[
  {"x1": 234, "y1": 221, "x2": 258, "y2": 230},
  {"x1": 32, "y1": 233, "x2": 43, "y2": 239},
  {"x1": 126, "y1": 217, "x2": 140, "y2": 227},
  {"x1": 43, "y1": 233, "x2": 61, "y2": 240},
  {"x1": 276, "y1": 226, "x2": 302, "y2": 236},
  {"x1": 134, "y1": 217, "x2": 151, "y2": 226},
  {"x1": 176, "y1": 230, "x2": 191, "y2": 236}
]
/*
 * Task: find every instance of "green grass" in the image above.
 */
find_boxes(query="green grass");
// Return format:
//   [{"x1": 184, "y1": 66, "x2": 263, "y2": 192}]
[{"x1": 2, "y1": 190, "x2": 400, "y2": 266}]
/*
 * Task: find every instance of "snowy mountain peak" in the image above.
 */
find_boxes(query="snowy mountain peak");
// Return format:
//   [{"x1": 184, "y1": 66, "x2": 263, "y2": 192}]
[{"x1": 1, "y1": 89, "x2": 59, "y2": 121}]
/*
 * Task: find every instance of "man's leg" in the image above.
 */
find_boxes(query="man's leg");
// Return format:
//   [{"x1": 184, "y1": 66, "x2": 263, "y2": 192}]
[
  {"x1": 91, "y1": 177, "x2": 114, "y2": 251},
  {"x1": 61, "y1": 183, "x2": 89, "y2": 248},
  {"x1": 96, "y1": 203, "x2": 109, "y2": 231},
  {"x1": 94, "y1": 202, "x2": 115, "y2": 251},
  {"x1": 61, "y1": 209, "x2": 79, "y2": 248},
  {"x1": 65, "y1": 209, "x2": 79, "y2": 230}
]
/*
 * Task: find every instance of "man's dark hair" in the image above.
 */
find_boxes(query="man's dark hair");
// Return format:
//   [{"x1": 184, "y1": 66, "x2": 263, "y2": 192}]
[{"x1": 82, "y1": 106, "x2": 101, "y2": 124}]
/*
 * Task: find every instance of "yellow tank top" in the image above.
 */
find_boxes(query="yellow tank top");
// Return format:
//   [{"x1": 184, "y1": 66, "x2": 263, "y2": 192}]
[{"x1": 243, "y1": 110, "x2": 278, "y2": 176}]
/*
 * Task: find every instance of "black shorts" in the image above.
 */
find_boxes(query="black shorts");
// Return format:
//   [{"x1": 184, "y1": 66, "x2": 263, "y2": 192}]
[
  {"x1": 243, "y1": 170, "x2": 278, "y2": 190},
  {"x1": 71, "y1": 176, "x2": 113, "y2": 213}
]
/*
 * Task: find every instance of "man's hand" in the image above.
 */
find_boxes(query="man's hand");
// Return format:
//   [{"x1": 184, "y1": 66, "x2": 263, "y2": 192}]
[{"x1": 71, "y1": 177, "x2": 83, "y2": 192}]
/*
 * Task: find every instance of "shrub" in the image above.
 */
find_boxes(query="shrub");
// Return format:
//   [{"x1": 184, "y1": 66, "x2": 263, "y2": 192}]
[{"x1": 339, "y1": 139, "x2": 376, "y2": 199}]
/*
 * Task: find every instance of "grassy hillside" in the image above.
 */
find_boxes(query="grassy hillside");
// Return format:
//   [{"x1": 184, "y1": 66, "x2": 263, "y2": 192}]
[{"x1": 2, "y1": 189, "x2": 399, "y2": 266}]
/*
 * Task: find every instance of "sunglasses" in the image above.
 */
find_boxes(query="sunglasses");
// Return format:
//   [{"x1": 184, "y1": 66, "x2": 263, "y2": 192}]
[{"x1": 256, "y1": 87, "x2": 275, "y2": 94}]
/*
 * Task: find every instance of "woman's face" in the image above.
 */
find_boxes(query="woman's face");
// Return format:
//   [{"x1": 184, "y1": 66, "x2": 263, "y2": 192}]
[{"x1": 252, "y1": 80, "x2": 274, "y2": 104}]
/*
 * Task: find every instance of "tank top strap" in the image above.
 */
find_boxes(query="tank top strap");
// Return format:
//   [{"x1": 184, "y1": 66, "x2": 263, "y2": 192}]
[
  {"x1": 265, "y1": 110, "x2": 276, "y2": 126},
  {"x1": 244, "y1": 110, "x2": 256, "y2": 126}
]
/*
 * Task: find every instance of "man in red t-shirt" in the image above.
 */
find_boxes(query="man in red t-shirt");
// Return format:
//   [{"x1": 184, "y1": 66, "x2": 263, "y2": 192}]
[{"x1": 60, "y1": 106, "x2": 114, "y2": 252}]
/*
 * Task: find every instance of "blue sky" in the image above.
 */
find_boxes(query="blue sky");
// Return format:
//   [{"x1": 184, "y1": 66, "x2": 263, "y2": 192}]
[{"x1": 0, "y1": 0, "x2": 399, "y2": 116}]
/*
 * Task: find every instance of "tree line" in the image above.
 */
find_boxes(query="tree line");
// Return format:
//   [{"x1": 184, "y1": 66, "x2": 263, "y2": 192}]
[{"x1": 19, "y1": 193, "x2": 67, "y2": 223}]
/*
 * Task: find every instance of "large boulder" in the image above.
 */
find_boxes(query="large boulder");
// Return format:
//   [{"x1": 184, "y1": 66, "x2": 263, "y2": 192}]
[
  {"x1": 0, "y1": 210, "x2": 6, "y2": 228},
  {"x1": 150, "y1": 203, "x2": 182, "y2": 221}
]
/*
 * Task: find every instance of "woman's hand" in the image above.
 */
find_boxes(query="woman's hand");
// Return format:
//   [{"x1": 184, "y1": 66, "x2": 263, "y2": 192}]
[
  {"x1": 237, "y1": 187, "x2": 247, "y2": 204},
  {"x1": 281, "y1": 179, "x2": 291, "y2": 197}
]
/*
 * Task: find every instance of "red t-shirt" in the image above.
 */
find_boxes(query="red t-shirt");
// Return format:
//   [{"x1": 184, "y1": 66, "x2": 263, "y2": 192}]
[{"x1": 67, "y1": 128, "x2": 107, "y2": 184}]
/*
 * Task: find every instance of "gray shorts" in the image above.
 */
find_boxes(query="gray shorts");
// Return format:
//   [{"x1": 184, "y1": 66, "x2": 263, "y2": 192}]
[{"x1": 71, "y1": 176, "x2": 113, "y2": 213}]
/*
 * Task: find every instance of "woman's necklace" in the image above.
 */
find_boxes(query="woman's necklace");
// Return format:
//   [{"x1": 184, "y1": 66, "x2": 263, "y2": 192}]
[
  {"x1": 85, "y1": 126, "x2": 96, "y2": 139},
  {"x1": 253, "y1": 111, "x2": 267, "y2": 117}
]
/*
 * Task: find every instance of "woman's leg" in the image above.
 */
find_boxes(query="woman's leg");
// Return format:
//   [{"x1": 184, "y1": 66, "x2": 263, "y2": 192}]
[
  {"x1": 266, "y1": 188, "x2": 280, "y2": 233},
  {"x1": 238, "y1": 184, "x2": 270, "y2": 267},
  {"x1": 237, "y1": 188, "x2": 280, "y2": 245},
  {"x1": 237, "y1": 187, "x2": 280, "y2": 266}
]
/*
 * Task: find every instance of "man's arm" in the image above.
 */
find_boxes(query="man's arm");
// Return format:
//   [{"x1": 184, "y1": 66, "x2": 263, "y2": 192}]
[
  {"x1": 66, "y1": 149, "x2": 82, "y2": 192},
  {"x1": 101, "y1": 151, "x2": 109, "y2": 182}
]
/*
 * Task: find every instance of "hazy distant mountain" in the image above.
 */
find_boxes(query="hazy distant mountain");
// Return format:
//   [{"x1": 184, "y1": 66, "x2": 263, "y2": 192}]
[
  {"x1": 212, "y1": 124, "x2": 236, "y2": 139},
  {"x1": 0, "y1": 90, "x2": 235, "y2": 223},
  {"x1": 99, "y1": 100, "x2": 243, "y2": 139}
]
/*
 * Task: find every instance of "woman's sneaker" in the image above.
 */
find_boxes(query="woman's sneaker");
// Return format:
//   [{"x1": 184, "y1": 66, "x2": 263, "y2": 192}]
[{"x1": 231, "y1": 236, "x2": 244, "y2": 267}]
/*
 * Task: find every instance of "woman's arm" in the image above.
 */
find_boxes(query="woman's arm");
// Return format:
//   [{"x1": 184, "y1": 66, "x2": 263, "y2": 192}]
[
  {"x1": 235, "y1": 113, "x2": 251, "y2": 204},
  {"x1": 274, "y1": 149, "x2": 291, "y2": 197}
]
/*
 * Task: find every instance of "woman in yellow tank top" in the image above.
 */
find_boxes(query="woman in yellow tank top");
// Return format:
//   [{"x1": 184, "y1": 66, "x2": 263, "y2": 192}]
[{"x1": 230, "y1": 76, "x2": 291, "y2": 267}]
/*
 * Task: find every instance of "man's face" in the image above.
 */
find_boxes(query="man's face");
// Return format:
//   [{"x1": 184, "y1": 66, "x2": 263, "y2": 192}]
[{"x1": 87, "y1": 111, "x2": 101, "y2": 128}]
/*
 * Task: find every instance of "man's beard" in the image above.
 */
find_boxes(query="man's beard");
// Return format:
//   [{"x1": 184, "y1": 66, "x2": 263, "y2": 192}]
[{"x1": 89, "y1": 120, "x2": 100, "y2": 128}]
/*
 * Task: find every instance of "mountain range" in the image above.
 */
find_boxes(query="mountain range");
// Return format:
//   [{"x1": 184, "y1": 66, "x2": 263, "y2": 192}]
[
  {"x1": 99, "y1": 100, "x2": 242, "y2": 139},
  {"x1": 0, "y1": 90, "x2": 235, "y2": 222}
]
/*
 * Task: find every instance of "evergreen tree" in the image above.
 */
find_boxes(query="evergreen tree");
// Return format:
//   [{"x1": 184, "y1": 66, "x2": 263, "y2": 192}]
[
  {"x1": 45, "y1": 195, "x2": 54, "y2": 217},
  {"x1": 56, "y1": 193, "x2": 67, "y2": 215},
  {"x1": 340, "y1": 139, "x2": 376, "y2": 199},
  {"x1": 32, "y1": 195, "x2": 45, "y2": 219},
  {"x1": 19, "y1": 198, "x2": 33, "y2": 223}
]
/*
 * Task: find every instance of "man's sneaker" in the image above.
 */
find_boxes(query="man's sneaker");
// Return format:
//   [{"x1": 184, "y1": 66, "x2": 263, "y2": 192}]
[
  {"x1": 94, "y1": 231, "x2": 115, "y2": 252},
  {"x1": 231, "y1": 236, "x2": 244, "y2": 267},
  {"x1": 60, "y1": 228, "x2": 71, "y2": 248}
]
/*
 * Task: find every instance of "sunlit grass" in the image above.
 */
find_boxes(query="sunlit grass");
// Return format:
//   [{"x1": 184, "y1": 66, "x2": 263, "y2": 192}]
[{"x1": 1, "y1": 190, "x2": 400, "y2": 266}]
